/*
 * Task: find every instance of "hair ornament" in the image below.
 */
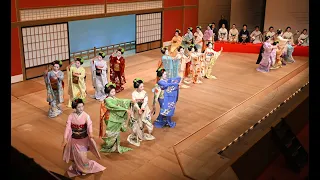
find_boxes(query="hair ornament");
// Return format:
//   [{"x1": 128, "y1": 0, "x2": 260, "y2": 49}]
[
  {"x1": 208, "y1": 24, "x2": 212, "y2": 27},
  {"x1": 106, "y1": 82, "x2": 116, "y2": 88},
  {"x1": 76, "y1": 57, "x2": 84, "y2": 63},
  {"x1": 73, "y1": 98, "x2": 84, "y2": 103},
  {"x1": 188, "y1": 27, "x2": 193, "y2": 31},
  {"x1": 157, "y1": 67, "x2": 164, "y2": 72},
  {"x1": 175, "y1": 29, "x2": 181, "y2": 33},
  {"x1": 119, "y1": 48, "x2": 125, "y2": 53},
  {"x1": 58, "y1": 60, "x2": 63, "y2": 66},
  {"x1": 133, "y1": 78, "x2": 143, "y2": 83},
  {"x1": 196, "y1": 26, "x2": 202, "y2": 29},
  {"x1": 99, "y1": 51, "x2": 106, "y2": 57},
  {"x1": 161, "y1": 46, "x2": 168, "y2": 51}
]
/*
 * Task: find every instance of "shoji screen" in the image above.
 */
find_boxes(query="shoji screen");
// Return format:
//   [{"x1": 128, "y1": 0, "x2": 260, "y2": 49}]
[
  {"x1": 136, "y1": 12, "x2": 162, "y2": 53},
  {"x1": 21, "y1": 23, "x2": 70, "y2": 79}
]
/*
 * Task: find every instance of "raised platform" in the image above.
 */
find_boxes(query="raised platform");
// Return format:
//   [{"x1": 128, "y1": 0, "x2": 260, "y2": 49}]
[
  {"x1": 11, "y1": 49, "x2": 309, "y2": 180},
  {"x1": 214, "y1": 42, "x2": 309, "y2": 57}
]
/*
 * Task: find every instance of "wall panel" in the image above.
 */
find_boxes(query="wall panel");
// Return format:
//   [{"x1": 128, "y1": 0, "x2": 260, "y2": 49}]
[
  {"x1": 11, "y1": 28, "x2": 23, "y2": 76},
  {"x1": 18, "y1": 0, "x2": 104, "y2": 9},
  {"x1": 183, "y1": 7, "x2": 198, "y2": 34},
  {"x1": 163, "y1": 9, "x2": 183, "y2": 42},
  {"x1": 11, "y1": 0, "x2": 17, "y2": 22},
  {"x1": 163, "y1": 0, "x2": 184, "y2": 8},
  {"x1": 185, "y1": 0, "x2": 198, "y2": 6}
]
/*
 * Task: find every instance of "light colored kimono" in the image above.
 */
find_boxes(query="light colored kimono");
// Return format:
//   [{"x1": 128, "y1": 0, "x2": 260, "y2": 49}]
[
  {"x1": 266, "y1": 31, "x2": 276, "y2": 43},
  {"x1": 218, "y1": 28, "x2": 228, "y2": 41},
  {"x1": 203, "y1": 48, "x2": 222, "y2": 79},
  {"x1": 194, "y1": 31, "x2": 204, "y2": 52},
  {"x1": 298, "y1": 34, "x2": 309, "y2": 46},
  {"x1": 282, "y1": 32, "x2": 294, "y2": 44},
  {"x1": 256, "y1": 42, "x2": 274, "y2": 73},
  {"x1": 251, "y1": 30, "x2": 262, "y2": 44},
  {"x1": 203, "y1": 29, "x2": 214, "y2": 45},
  {"x1": 67, "y1": 66, "x2": 86, "y2": 107},
  {"x1": 175, "y1": 52, "x2": 190, "y2": 78},
  {"x1": 189, "y1": 51, "x2": 203, "y2": 83},
  {"x1": 229, "y1": 28, "x2": 239, "y2": 42},
  {"x1": 91, "y1": 59, "x2": 108, "y2": 101}
]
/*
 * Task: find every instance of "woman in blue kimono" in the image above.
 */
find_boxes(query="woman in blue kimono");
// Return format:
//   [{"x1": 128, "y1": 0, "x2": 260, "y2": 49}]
[
  {"x1": 159, "y1": 47, "x2": 174, "y2": 78},
  {"x1": 151, "y1": 68, "x2": 181, "y2": 128},
  {"x1": 44, "y1": 60, "x2": 64, "y2": 118}
]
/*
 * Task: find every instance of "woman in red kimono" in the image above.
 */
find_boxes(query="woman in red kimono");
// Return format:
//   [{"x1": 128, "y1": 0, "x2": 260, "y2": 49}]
[{"x1": 109, "y1": 48, "x2": 126, "y2": 93}]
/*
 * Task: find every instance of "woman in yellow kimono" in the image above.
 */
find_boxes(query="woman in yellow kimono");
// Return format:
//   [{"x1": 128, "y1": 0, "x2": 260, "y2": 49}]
[
  {"x1": 170, "y1": 29, "x2": 183, "y2": 57},
  {"x1": 271, "y1": 29, "x2": 288, "y2": 69},
  {"x1": 188, "y1": 44, "x2": 203, "y2": 84},
  {"x1": 203, "y1": 42, "x2": 223, "y2": 79},
  {"x1": 67, "y1": 57, "x2": 87, "y2": 107}
]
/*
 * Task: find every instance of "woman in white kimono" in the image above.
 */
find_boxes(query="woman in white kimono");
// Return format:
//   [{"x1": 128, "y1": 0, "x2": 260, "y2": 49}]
[
  {"x1": 203, "y1": 42, "x2": 223, "y2": 79},
  {"x1": 282, "y1": 26, "x2": 295, "y2": 45},
  {"x1": 250, "y1": 26, "x2": 262, "y2": 44},
  {"x1": 266, "y1": 26, "x2": 276, "y2": 43},
  {"x1": 91, "y1": 52, "x2": 108, "y2": 101},
  {"x1": 229, "y1": 24, "x2": 239, "y2": 43},
  {"x1": 194, "y1": 26, "x2": 204, "y2": 52},
  {"x1": 175, "y1": 46, "x2": 191, "y2": 88},
  {"x1": 127, "y1": 78, "x2": 155, "y2": 147},
  {"x1": 298, "y1": 29, "x2": 309, "y2": 46},
  {"x1": 218, "y1": 24, "x2": 228, "y2": 42}
]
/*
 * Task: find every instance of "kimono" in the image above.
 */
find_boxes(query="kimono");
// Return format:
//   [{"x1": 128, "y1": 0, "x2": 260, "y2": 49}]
[
  {"x1": 239, "y1": 29, "x2": 250, "y2": 43},
  {"x1": 153, "y1": 77, "x2": 181, "y2": 128},
  {"x1": 109, "y1": 56, "x2": 126, "y2": 93},
  {"x1": 251, "y1": 30, "x2": 262, "y2": 44},
  {"x1": 67, "y1": 66, "x2": 86, "y2": 107},
  {"x1": 182, "y1": 32, "x2": 194, "y2": 50},
  {"x1": 283, "y1": 43, "x2": 295, "y2": 63},
  {"x1": 91, "y1": 59, "x2": 108, "y2": 101},
  {"x1": 212, "y1": 27, "x2": 219, "y2": 41},
  {"x1": 194, "y1": 31, "x2": 204, "y2": 52},
  {"x1": 63, "y1": 112, "x2": 106, "y2": 177},
  {"x1": 229, "y1": 28, "x2": 239, "y2": 43},
  {"x1": 266, "y1": 31, "x2": 276, "y2": 43},
  {"x1": 298, "y1": 34, "x2": 309, "y2": 46},
  {"x1": 127, "y1": 90, "x2": 155, "y2": 146},
  {"x1": 161, "y1": 55, "x2": 174, "y2": 78},
  {"x1": 256, "y1": 42, "x2": 274, "y2": 73},
  {"x1": 175, "y1": 52, "x2": 190, "y2": 79},
  {"x1": 203, "y1": 48, "x2": 222, "y2": 79},
  {"x1": 282, "y1": 32, "x2": 294, "y2": 44},
  {"x1": 44, "y1": 70, "x2": 64, "y2": 118},
  {"x1": 203, "y1": 29, "x2": 214, "y2": 45},
  {"x1": 170, "y1": 35, "x2": 182, "y2": 57},
  {"x1": 218, "y1": 28, "x2": 228, "y2": 41},
  {"x1": 100, "y1": 97, "x2": 132, "y2": 154},
  {"x1": 189, "y1": 51, "x2": 204, "y2": 83}
]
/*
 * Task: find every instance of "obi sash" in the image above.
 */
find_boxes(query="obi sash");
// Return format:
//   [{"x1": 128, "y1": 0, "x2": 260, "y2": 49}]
[
  {"x1": 50, "y1": 78, "x2": 58, "y2": 90},
  {"x1": 221, "y1": 33, "x2": 226, "y2": 36},
  {"x1": 71, "y1": 123, "x2": 88, "y2": 139},
  {"x1": 135, "y1": 98, "x2": 144, "y2": 108},
  {"x1": 95, "y1": 67, "x2": 102, "y2": 76},
  {"x1": 241, "y1": 34, "x2": 247, "y2": 38},
  {"x1": 231, "y1": 34, "x2": 236, "y2": 37},
  {"x1": 114, "y1": 63, "x2": 120, "y2": 72},
  {"x1": 72, "y1": 76, "x2": 79, "y2": 84}
]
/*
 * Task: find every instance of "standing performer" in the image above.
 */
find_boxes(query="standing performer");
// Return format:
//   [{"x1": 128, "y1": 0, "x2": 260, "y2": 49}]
[
  {"x1": 298, "y1": 29, "x2": 309, "y2": 46},
  {"x1": 274, "y1": 29, "x2": 289, "y2": 66},
  {"x1": 203, "y1": 42, "x2": 223, "y2": 79},
  {"x1": 256, "y1": 36, "x2": 278, "y2": 73},
  {"x1": 159, "y1": 47, "x2": 174, "y2": 78},
  {"x1": 44, "y1": 60, "x2": 64, "y2": 118},
  {"x1": 250, "y1": 26, "x2": 262, "y2": 44},
  {"x1": 109, "y1": 48, "x2": 126, "y2": 93},
  {"x1": 67, "y1": 57, "x2": 86, "y2": 108},
  {"x1": 182, "y1": 27, "x2": 194, "y2": 50},
  {"x1": 100, "y1": 83, "x2": 133, "y2": 153},
  {"x1": 229, "y1": 24, "x2": 239, "y2": 43},
  {"x1": 62, "y1": 98, "x2": 106, "y2": 177},
  {"x1": 218, "y1": 24, "x2": 228, "y2": 42},
  {"x1": 194, "y1": 26, "x2": 204, "y2": 52},
  {"x1": 266, "y1": 26, "x2": 276, "y2": 43},
  {"x1": 175, "y1": 46, "x2": 191, "y2": 88},
  {"x1": 188, "y1": 44, "x2": 203, "y2": 84},
  {"x1": 170, "y1": 29, "x2": 183, "y2": 57},
  {"x1": 152, "y1": 68, "x2": 181, "y2": 128},
  {"x1": 203, "y1": 24, "x2": 214, "y2": 46},
  {"x1": 239, "y1": 24, "x2": 250, "y2": 43},
  {"x1": 283, "y1": 41, "x2": 296, "y2": 63},
  {"x1": 127, "y1": 78, "x2": 155, "y2": 147},
  {"x1": 91, "y1": 52, "x2": 108, "y2": 101}
]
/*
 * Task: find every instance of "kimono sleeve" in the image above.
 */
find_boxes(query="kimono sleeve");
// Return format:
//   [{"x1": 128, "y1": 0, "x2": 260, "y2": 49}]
[
  {"x1": 78, "y1": 67, "x2": 86, "y2": 78},
  {"x1": 58, "y1": 71, "x2": 64, "y2": 81},
  {"x1": 105, "y1": 98, "x2": 131, "y2": 118},
  {"x1": 64, "y1": 115, "x2": 72, "y2": 139},
  {"x1": 141, "y1": 92, "x2": 148, "y2": 110},
  {"x1": 86, "y1": 114, "x2": 93, "y2": 135}
]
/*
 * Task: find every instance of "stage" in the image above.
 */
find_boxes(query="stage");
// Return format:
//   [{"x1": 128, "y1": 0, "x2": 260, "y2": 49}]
[
  {"x1": 214, "y1": 42, "x2": 309, "y2": 57},
  {"x1": 11, "y1": 49, "x2": 309, "y2": 180}
]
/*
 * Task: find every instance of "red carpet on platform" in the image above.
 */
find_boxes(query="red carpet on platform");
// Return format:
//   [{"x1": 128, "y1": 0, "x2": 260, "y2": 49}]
[{"x1": 213, "y1": 42, "x2": 309, "y2": 57}]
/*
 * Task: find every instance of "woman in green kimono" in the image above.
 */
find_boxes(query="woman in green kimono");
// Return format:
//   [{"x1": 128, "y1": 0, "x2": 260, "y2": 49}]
[{"x1": 100, "y1": 82, "x2": 134, "y2": 154}]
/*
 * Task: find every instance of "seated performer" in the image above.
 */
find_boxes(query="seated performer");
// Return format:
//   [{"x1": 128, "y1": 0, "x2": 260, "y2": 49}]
[
  {"x1": 256, "y1": 36, "x2": 278, "y2": 73},
  {"x1": 203, "y1": 24, "x2": 214, "y2": 46},
  {"x1": 266, "y1": 26, "x2": 276, "y2": 43},
  {"x1": 188, "y1": 44, "x2": 203, "y2": 84},
  {"x1": 109, "y1": 48, "x2": 126, "y2": 93},
  {"x1": 239, "y1": 24, "x2": 250, "y2": 43},
  {"x1": 298, "y1": 29, "x2": 309, "y2": 46},
  {"x1": 194, "y1": 26, "x2": 204, "y2": 52},
  {"x1": 229, "y1": 24, "x2": 239, "y2": 43},
  {"x1": 44, "y1": 60, "x2": 64, "y2": 118},
  {"x1": 250, "y1": 26, "x2": 262, "y2": 44},
  {"x1": 127, "y1": 78, "x2": 155, "y2": 147},
  {"x1": 100, "y1": 83, "x2": 134, "y2": 154},
  {"x1": 282, "y1": 26, "x2": 295, "y2": 45},
  {"x1": 62, "y1": 98, "x2": 106, "y2": 177},
  {"x1": 170, "y1": 29, "x2": 183, "y2": 57},
  {"x1": 90, "y1": 52, "x2": 108, "y2": 101},
  {"x1": 203, "y1": 42, "x2": 223, "y2": 79},
  {"x1": 152, "y1": 68, "x2": 181, "y2": 128},
  {"x1": 182, "y1": 27, "x2": 194, "y2": 50},
  {"x1": 218, "y1": 24, "x2": 228, "y2": 42}
]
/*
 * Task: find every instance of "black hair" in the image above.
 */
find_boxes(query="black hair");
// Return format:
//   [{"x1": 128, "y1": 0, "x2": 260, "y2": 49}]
[
  {"x1": 276, "y1": 29, "x2": 282, "y2": 35},
  {"x1": 206, "y1": 42, "x2": 213, "y2": 47},
  {"x1": 75, "y1": 57, "x2": 84, "y2": 65},
  {"x1": 272, "y1": 41, "x2": 279, "y2": 45},
  {"x1": 177, "y1": 46, "x2": 184, "y2": 52},
  {"x1": 243, "y1": 24, "x2": 247, "y2": 27},
  {"x1": 208, "y1": 24, "x2": 213, "y2": 30},
  {"x1": 302, "y1": 29, "x2": 307, "y2": 32},
  {"x1": 161, "y1": 47, "x2": 168, "y2": 54},
  {"x1": 133, "y1": 79, "x2": 143, "y2": 88},
  {"x1": 269, "y1": 26, "x2": 274, "y2": 30},
  {"x1": 232, "y1": 24, "x2": 236, "y2": 26},
  {"x1": 98, "y1": 52, "x2": 106, "y2": 58},
  {"x1": 188, "y1": 45, "x2": 198, "y2": 52},
  {"x1": 265, "y1": 36, "x2": 270, "y2": 41},
  {"x1": 196, "y1": 26, "x2": 202, "y2": 30},
  {"x1": 52, "y1": 60, "x2": 62, "y2": 67},
  {"x1": 188, "y1": 27, "x2": 193, "y2": 32},
  {"x1": 212, "y1": 22, "x2": 216, "y2": 25},
  {"x1": 255, "y1": 26, "x2": 259, "y2": 29},
  {"x1": 175, "y1": 29, "x2": 181, "y2": 34},
  {"x1": 156, "y1": 68, "x2": 166, "y2": 78},
  {"x1": 285, "y1": 26, "x2": 291, "y2": 31},
  {"x1": 117, "y1": 48, "x2": 124, "y2": 54},
  {"x1": 104, "y1": 84, "x2": 116, "y2": 94},
  {"x1": 71, "y1": 98, "x2": 84, "y2": 109}
]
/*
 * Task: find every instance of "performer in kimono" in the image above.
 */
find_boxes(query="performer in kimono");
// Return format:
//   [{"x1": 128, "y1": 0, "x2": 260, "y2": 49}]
[
  {"x1": 109, "y1": 48, "x2": 126, "y2": 93},
  {"x1": 239, "y1": 24, "x2": 250, "y2": 43},
  {"x1": 67, "y1": 57, "x2": 86, "y2": 108},
  {"x1": 188, "y1": 44, "x2": 203, "y2": 84},
  {"x1": 266, "y1": 26, "x2": 276, "y2": 43},
  {"x1": 91, "y1": 52, "x2": 108, "y2": 101},
  {"x1": 100, "y1": 83, "x2": 133, "y2": 153},
  {"x1": 194, "y1": 26, "x2": 204, "y2": 52},
  {"x1": 229, "y1": 24, "x2": 239, "y2": 43},
  {"x1": 274, "y1": 29, "x2": 289, "y2": 66},
  {"x1": 44, "y1": 60, "x2": 64, "y2": 118},
  {"x1": 218, "y1": 24, "x2": 228, "y2": 42},
  {"x1": 62, "y1": 98, "x2": 106, "y2": 177},
  {"x1": 282, "y1": 26, "x2": 295, "y2": 45},
  {"x1": 270, "y1": 40, "x2": 283, "y2": 70},
  {"x1": 127, "y1": 78, "x2": 155, "y2": 147},
  {"x1": 250, "y1": 26, "x2": 262, "y2": 44},
  {"x1": 175, "y1": 46, "x2": 191, "y2": 88},
  {"x1": 283, "y1": 41, "x2": 296, "y2": 64},
  {"x1": 182, "y1": 27, "x2": 194, "y2": 50},
  {"x1": 211, "y1": 23, "x2": 219, "y2": 42},
  {"x1": 203, "y1": 42, "x2": 223, "y2": 79},
  {"x1": 170, "y1": 29, "x2": 183, "y2": 57},
  {"x1": 298, "y1": 29, "x2": 309, "y2": 46},
  {"x1": 256, "y1": 36, "x2": 278, "y2": 73},
  {"x1": 203, "y1": 24, "x2": 214, "y2": 46},
  {"x1": 159, "y1": 47, "x2": 174, "y2": 79},
  {"x1": 256, "y1": 44, "x2": 264, "y2": 64},
  {"x1": 152, "y1": 68, "x2": 181, "y2": 128}
]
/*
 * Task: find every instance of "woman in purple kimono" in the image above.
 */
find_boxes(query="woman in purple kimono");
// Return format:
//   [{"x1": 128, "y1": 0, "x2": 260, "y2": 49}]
[
  {"x1": 151, "y1": 68, "x2": 181, "y2": 128},
  {"x1": 256, "y1": 36, "x2": 278, "y2": 73},
  {"x1": 62, "y1": 98, "x2": 106, "y2": 177}
]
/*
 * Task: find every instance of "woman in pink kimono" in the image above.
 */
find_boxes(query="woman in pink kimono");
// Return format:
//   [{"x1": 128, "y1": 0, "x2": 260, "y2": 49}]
[{"x1": 62, "y1": 98, "x2": 106, "y2": 177}]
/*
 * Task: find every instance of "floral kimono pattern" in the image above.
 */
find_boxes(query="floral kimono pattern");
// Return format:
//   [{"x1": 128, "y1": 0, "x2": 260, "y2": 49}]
[
  {"x1": 91, "y1": 59, "x2": 108, "y2": 100},
  {"x1": 189, "y1": 52, "x2": 203, "y2": 83},
  {"x1": 161, "y1": 55, "x2": 174, "y2": 78},
  {"x1": 256, "y1": 42, "x2": 274, "y2": 73},
  {"x1": 67, "y1": 66, "x2": 86, "y2": 107},
  {"x1": 109, "y1": 56, "x2": 126, "y2": 93},
  {"x1": 283, "y1": 43, "x2": 295, "y2": 63}
]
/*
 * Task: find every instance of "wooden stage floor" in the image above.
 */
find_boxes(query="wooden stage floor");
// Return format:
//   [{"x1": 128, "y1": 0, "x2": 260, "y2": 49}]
[{"x1": 11, "y1": 49, "x2": 309, "y2": 180}]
